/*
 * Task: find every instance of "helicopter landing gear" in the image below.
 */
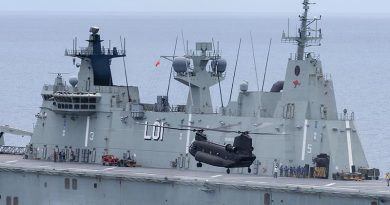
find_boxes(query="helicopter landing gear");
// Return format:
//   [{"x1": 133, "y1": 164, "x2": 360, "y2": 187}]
[
  {"x1": 196, "y1": 162, "x2": 202, "y2": 167},
  {"x1": 226, "y1": 168, "x2": 230, "y2": 174},
  {"x1": 248, "y1": 167, "x2": 251, "y2": 173}
]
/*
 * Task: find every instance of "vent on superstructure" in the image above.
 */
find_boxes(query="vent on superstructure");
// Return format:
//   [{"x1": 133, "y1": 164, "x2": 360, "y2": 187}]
[
  {"x1": 264, "y1": 193, "x2": 271, "y2": 205},
  {"x1": 131, "y1": 104, "x2": 144, "y2": 119},
  {"x1": 6, "y1": 196, "x2": 11, "y2": 205},
  {"x1": 13, "y1": 197, "x2": 18, "y2": 205},
  {"x1": 72, "y1": 179, "x2": 78, "y2": 190},
  {"x1": 65, "y1": 178, "x2": 70, "y2": 189}
]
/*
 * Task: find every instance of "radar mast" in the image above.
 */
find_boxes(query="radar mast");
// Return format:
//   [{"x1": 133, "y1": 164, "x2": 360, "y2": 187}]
[{"x1": 282, "y1": 0, "x2": 322, "y2": 60}]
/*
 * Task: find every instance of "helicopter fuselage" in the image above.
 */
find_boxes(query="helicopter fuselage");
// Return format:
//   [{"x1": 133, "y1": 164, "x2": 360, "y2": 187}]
[{"x1": 189, "y1": 140, "x2": 256, "y2": 168}]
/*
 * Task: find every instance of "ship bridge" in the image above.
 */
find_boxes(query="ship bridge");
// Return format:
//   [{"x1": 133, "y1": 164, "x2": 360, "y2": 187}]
[{"x1": 51, "y1": 92, "x2": 101, "y2": 115}]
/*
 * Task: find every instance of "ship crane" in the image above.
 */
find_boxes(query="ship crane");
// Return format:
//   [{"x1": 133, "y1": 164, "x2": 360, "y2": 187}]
[{"x1": 0, "y1": 125, "x2": 33, "y2": 146}]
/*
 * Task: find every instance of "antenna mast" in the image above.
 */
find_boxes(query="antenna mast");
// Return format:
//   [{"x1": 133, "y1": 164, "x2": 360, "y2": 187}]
[
  {"x1": 229, "y1": 38, "x2": 242, "y2": 103},
  {"x1": 282, "y1": 0, "x2": 322, "y2": 60},
  {"x1": 120, "y1": 36, "x2": 131, "y2": 102},
  {"x1": 250, "y1": 32, "x2": 260, "y2": 92},
  {"x1": 166, "y1": 36, "x2": 178, "y2": 97}
]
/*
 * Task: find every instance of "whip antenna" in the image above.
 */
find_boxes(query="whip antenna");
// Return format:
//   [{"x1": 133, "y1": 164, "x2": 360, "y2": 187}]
[
  {"x1": 212, "y1": 38, "x2": 224, "y2": 109},
  {"x1": 166, "y1": 36, "x2": 179, "y2": 97},
  {"x1": 229, "y1": 38, "x2": 242, "y2": 103},
  {"x1": 261, "y1": 38, "x2": 272, "y2": 92},
  {"x1": 120, "y1": 36, "x2": 132, "y2": 102},
  {"x1": 250, "y1": 32, "x2": 260, "y2": 91},
  {"x1": 181, "y1": 30, "x2": 186, "y2": 55}
]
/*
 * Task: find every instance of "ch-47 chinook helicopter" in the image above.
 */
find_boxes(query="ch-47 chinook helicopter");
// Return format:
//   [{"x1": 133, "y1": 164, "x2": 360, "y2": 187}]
[{"x1": 141, "y1": 123, "x2": 280, "y2": 174}]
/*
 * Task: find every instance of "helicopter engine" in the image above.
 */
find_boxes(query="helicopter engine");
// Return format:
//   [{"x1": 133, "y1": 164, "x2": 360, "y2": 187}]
[{"x1": 225, "y1": 144, "x2": 237, "y2": 152}]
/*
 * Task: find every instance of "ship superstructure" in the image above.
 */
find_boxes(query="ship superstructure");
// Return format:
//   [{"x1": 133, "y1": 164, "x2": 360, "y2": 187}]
[
  {"x1": 27, "y1": 0, "x2": 368, "y2": 176},
  {"x1": 0, "y1": 1, "x2": 387, "y2": 204}
]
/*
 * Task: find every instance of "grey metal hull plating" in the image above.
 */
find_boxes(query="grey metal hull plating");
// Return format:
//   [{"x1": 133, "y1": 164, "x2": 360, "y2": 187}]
[{"x1": 0, "y1": 155, "x2": 387, "y2": 205}]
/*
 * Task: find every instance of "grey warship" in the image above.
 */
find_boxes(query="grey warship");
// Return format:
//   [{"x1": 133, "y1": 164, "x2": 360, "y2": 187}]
[{"x1": 0, "y1": 0, "x2": 389, "y2": 204}]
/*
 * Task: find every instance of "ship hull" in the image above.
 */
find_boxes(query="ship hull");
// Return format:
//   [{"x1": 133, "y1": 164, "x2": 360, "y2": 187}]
[{"x1": 0, "y1": 155, "x2": 387, "y2": 205}]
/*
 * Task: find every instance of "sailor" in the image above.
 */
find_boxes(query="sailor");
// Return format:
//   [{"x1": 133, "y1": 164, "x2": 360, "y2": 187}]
[
  {"x1": 386, "y1": 173, "x2": 390, "y2": 186},
  {"x1": 54, "y1": 146, "x2": 60, "y2": 162},
  {"x1": 304, "y1": 166, "x2": 309, "y2": 178},
  {"x1": 297, "y1": 166, "x2": 302, "y2": 178},
  {"x1": 273, "y1": 159, "x2": 279, "y2": 178},
  {"x1": 284, "y1": 166, "x2": 288, "y2": 177},
  {"x1": 292, "y1": 166, "x2": 296, "y2": 177},
  {"x1": 273, "y1": 165, "x2": 278, "y2": 178},
  {"x1": 70, "y1": 150, "x2": 75, "y2": 162},
  {"x1": 279, "y1": 165, "x2": 284, "y2": 177}
]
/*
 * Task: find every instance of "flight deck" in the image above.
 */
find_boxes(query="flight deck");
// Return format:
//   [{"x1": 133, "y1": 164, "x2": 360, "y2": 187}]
[{"x1": 1, "y1": 154, "x2": 389, "y2": 202}]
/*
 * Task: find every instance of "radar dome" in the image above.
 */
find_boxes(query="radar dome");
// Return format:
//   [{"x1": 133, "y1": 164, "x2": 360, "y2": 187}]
[
  {"x1": 69, "y1": 77, "x2": 78, "y2": 87},
  {"x1": 172, "y1": 57, "x2": 189, "y2": 73},
  {"x1": 212, "y1": 59, "x2": 227, "y2": 73},
  {"x1": 240, "y1": 81, "x2": 248, "y2": 92}
]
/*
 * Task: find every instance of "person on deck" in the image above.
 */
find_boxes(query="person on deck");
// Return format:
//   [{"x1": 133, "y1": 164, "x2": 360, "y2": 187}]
[{"x1": 280, "y1": 165, "x2": 284, "y2": 177}]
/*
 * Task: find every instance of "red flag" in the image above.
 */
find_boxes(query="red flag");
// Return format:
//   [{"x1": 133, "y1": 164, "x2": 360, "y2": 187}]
[{"x1": 155, "y1": 59, "x2": 161, "y2": 67}]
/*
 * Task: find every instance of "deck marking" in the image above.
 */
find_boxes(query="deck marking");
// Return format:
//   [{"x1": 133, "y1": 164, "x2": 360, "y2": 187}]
[
  {"x1": 211, "y1": 174, "x2": 222, "y2": 178},
  {"x1": 346, "y1": 120, "x2": 353, "y2": 172},
  {"x1": 324, "y1": 183, "x2": 335, "y2": 187},
  {"x1": 67, "y1": 168, "x2": 100, "y2": 172},
  {"x1": 285, "y1": 183, "x2": 319, "y2": 189},
  {"x1": 185, "y1": 114, "x2": 192, "y2": 154},
  {"x1": 103, "y1": 167, "x2": 116, "y2": 171},
  {"x1": 135, "y1": 172, "x2": 156, "y2": 176},
  {"x1": 301, "y1": 119, "x2": 308, "y2": 161},
  {"x1": 84, "y1": 116, "x2": 90, "y2": 147},
  {"x1": 324, "y1": 187, "x2": 358, "y2": 191},
  {"x1": 244, "y1": 181, "x2": 267, "y2": 184},
  {"x1": 5, "y1": 160, "x2": 18, "y2": 163}
]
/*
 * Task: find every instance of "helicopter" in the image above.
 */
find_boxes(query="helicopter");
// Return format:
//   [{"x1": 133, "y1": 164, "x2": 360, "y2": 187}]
[
  {"x1": 140, "y1": 123, "x2": 282, "y2": 174},
  {"x1": 189, "y1": 129, "x2": 256, "y2": 174}
]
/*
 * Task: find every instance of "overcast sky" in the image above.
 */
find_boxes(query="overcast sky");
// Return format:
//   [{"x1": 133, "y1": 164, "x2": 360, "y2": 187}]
[{"x1": 2, "y1": 0, "x2": 390, "y2": 15}]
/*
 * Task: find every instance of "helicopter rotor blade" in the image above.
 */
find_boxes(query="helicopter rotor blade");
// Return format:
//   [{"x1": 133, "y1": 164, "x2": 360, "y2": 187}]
[
  {"x1": 136, "y1": 123, "x2": 202, "y2": 132},
  {"x1": 180, "y1": 125, "x2": 235, "y2": 133},
  {"x1": 248, "y1": 131, "x2": 289, "y2": 136},
  {"x1": 137, "y1": 123, "x2": 288, "y2": 136},
  {"x1": 181, "y1": 125, "x2": 285, "y2": 135}
]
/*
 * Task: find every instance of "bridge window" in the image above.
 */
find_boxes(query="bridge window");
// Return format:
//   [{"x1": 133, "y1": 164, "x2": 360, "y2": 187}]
[
  {"x1": 89, "y1": 98, "x2": 97, "y2": 103},
  {"x1": 74, "y1": 104, "x2": 79, "y2": 109},
  {"x1": 81, "y1": 98, "x2": 88, "y2": 103},
  {"x1": 73, "y1": 97, "x2": 80, "y2": 103}
]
